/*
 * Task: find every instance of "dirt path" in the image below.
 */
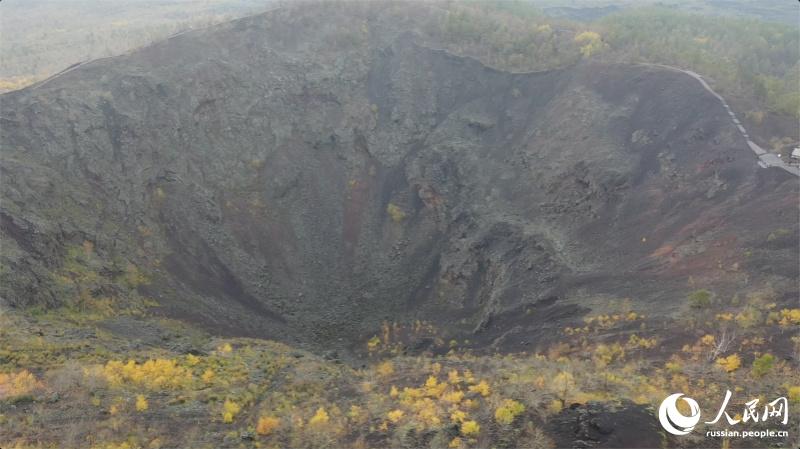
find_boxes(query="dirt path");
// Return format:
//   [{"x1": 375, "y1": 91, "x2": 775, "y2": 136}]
[{"x1": 641, "y1": 63, "x2": 799, "y2": 177}]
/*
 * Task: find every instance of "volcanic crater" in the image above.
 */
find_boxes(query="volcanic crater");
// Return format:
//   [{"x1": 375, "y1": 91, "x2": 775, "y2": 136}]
[{"x1": 1, "y1": 5, "x2": 797, "y2": 357}]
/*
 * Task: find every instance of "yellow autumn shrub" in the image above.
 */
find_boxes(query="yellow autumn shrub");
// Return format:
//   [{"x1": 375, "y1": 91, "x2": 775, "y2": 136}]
[
  {"x1": 461, "y1": 420, "x2": 480, "y2": 437},
  {"x1": 367, "y1": 336, "x2": 381, "y2": 352},
  {"x1": 494, "y1": 399, "x2": 525, "y2": 425},
  {"x1": 700, "y1": 334, "x2": 716, "y2": 346},
  {"x1": 102, "y1": 359, "x2": 193, "y2": 390},
  {"x1": 467, "y1": 380, "x2": 490, "y2": 397},
  {"x1": 256, "y1": 416, "x2": 280, "y2": 435},
  {"x1": 201, "y1": 368, "x2": 215, "y2": 384},
  {"x1": 787, "y1": 386, "x2": 800, "y2": 404},
  {"x1": 593, "y1": 343, "x2": 625, "y2": 366},
  {"x1": 387, "y1": 409, "x2": 404, "y2": 423},
  {"x1": 135, "y1": 394, "x2": 148, "y2": 412},
  {"x1": 222, "y1": 399, "x2": 241, "y2": 423},
  {"x1": 414, "y1": 398, "x2": 441, "y2": 427},
  {"x1": 348, "y1": 405, "x2": 366, "y2": 424},
  {"x1": 0, "y1": 370, "x2": 43, "y2": 399},
  {"x1": 376, "y1": 361, "x2": 394, "y2": 377},
  {"x1": 443, "y1": 390, "x2": 464, "y2": 404},
  {"x1": 778, "y1": 309, "x2": 800, "y2": 326},
  {"x1": 386, "y1": 203, "x2": 406, "y2": 222},
  {"x1": 450, "y1": 409, "x2": 467, "y2": 423},
  {"x1": 447, "y1": 370, "x2": 461, "y2": 384},
  {"x1": 574, "y1": 31, "x2": 604, "y2": 57},
  {"x1": 424, "y1": 376, "x2": 446, "y2": 397},
  {"x1": 716, "y1": 354, "x2": 741, "y2": 373},
  {"x1": 309, "y1": 407, "x2": 330, "y2": 427},
  {"x1": 547, "y1": 399, "x2": 563, "y2": 414}
]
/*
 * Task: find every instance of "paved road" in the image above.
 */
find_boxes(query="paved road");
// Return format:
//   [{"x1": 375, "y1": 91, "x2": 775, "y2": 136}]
[{"x1": 641, "y1": 63, "x2": 799, "y2": 177}]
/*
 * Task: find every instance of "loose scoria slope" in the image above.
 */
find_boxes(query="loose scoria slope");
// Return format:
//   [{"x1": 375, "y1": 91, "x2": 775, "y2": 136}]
[{"x1": 1, "y1": 6, "x2": 796, "y2": 352}]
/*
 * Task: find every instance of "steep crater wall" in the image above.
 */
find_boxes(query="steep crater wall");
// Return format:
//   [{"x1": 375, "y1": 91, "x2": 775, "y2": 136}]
[{"x1": 1, "y1": 9, "x2": 796, "y2": 353}]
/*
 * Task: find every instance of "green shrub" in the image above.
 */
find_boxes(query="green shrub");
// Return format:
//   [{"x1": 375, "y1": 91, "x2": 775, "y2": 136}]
[
  {"x1": 688, "y1": 289, "x2": 712, "y2": 309},
  {"x1": 751, "y1": 354, "x2": 775, "y2": 377}
]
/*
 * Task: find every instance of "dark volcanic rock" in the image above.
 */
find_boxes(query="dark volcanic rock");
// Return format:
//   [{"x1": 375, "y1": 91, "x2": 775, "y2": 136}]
[
  {"x1": 0, "y1": 6, "x2": 796, "y2": 352},
  {"x1": 546, "y1": 402, "x2": 665, "y2": 448}
]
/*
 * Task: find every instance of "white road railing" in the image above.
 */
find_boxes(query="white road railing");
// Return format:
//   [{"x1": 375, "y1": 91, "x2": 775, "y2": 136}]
[{"x1": 640, "y1": 63, "x2": 799, "y2": 177}]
